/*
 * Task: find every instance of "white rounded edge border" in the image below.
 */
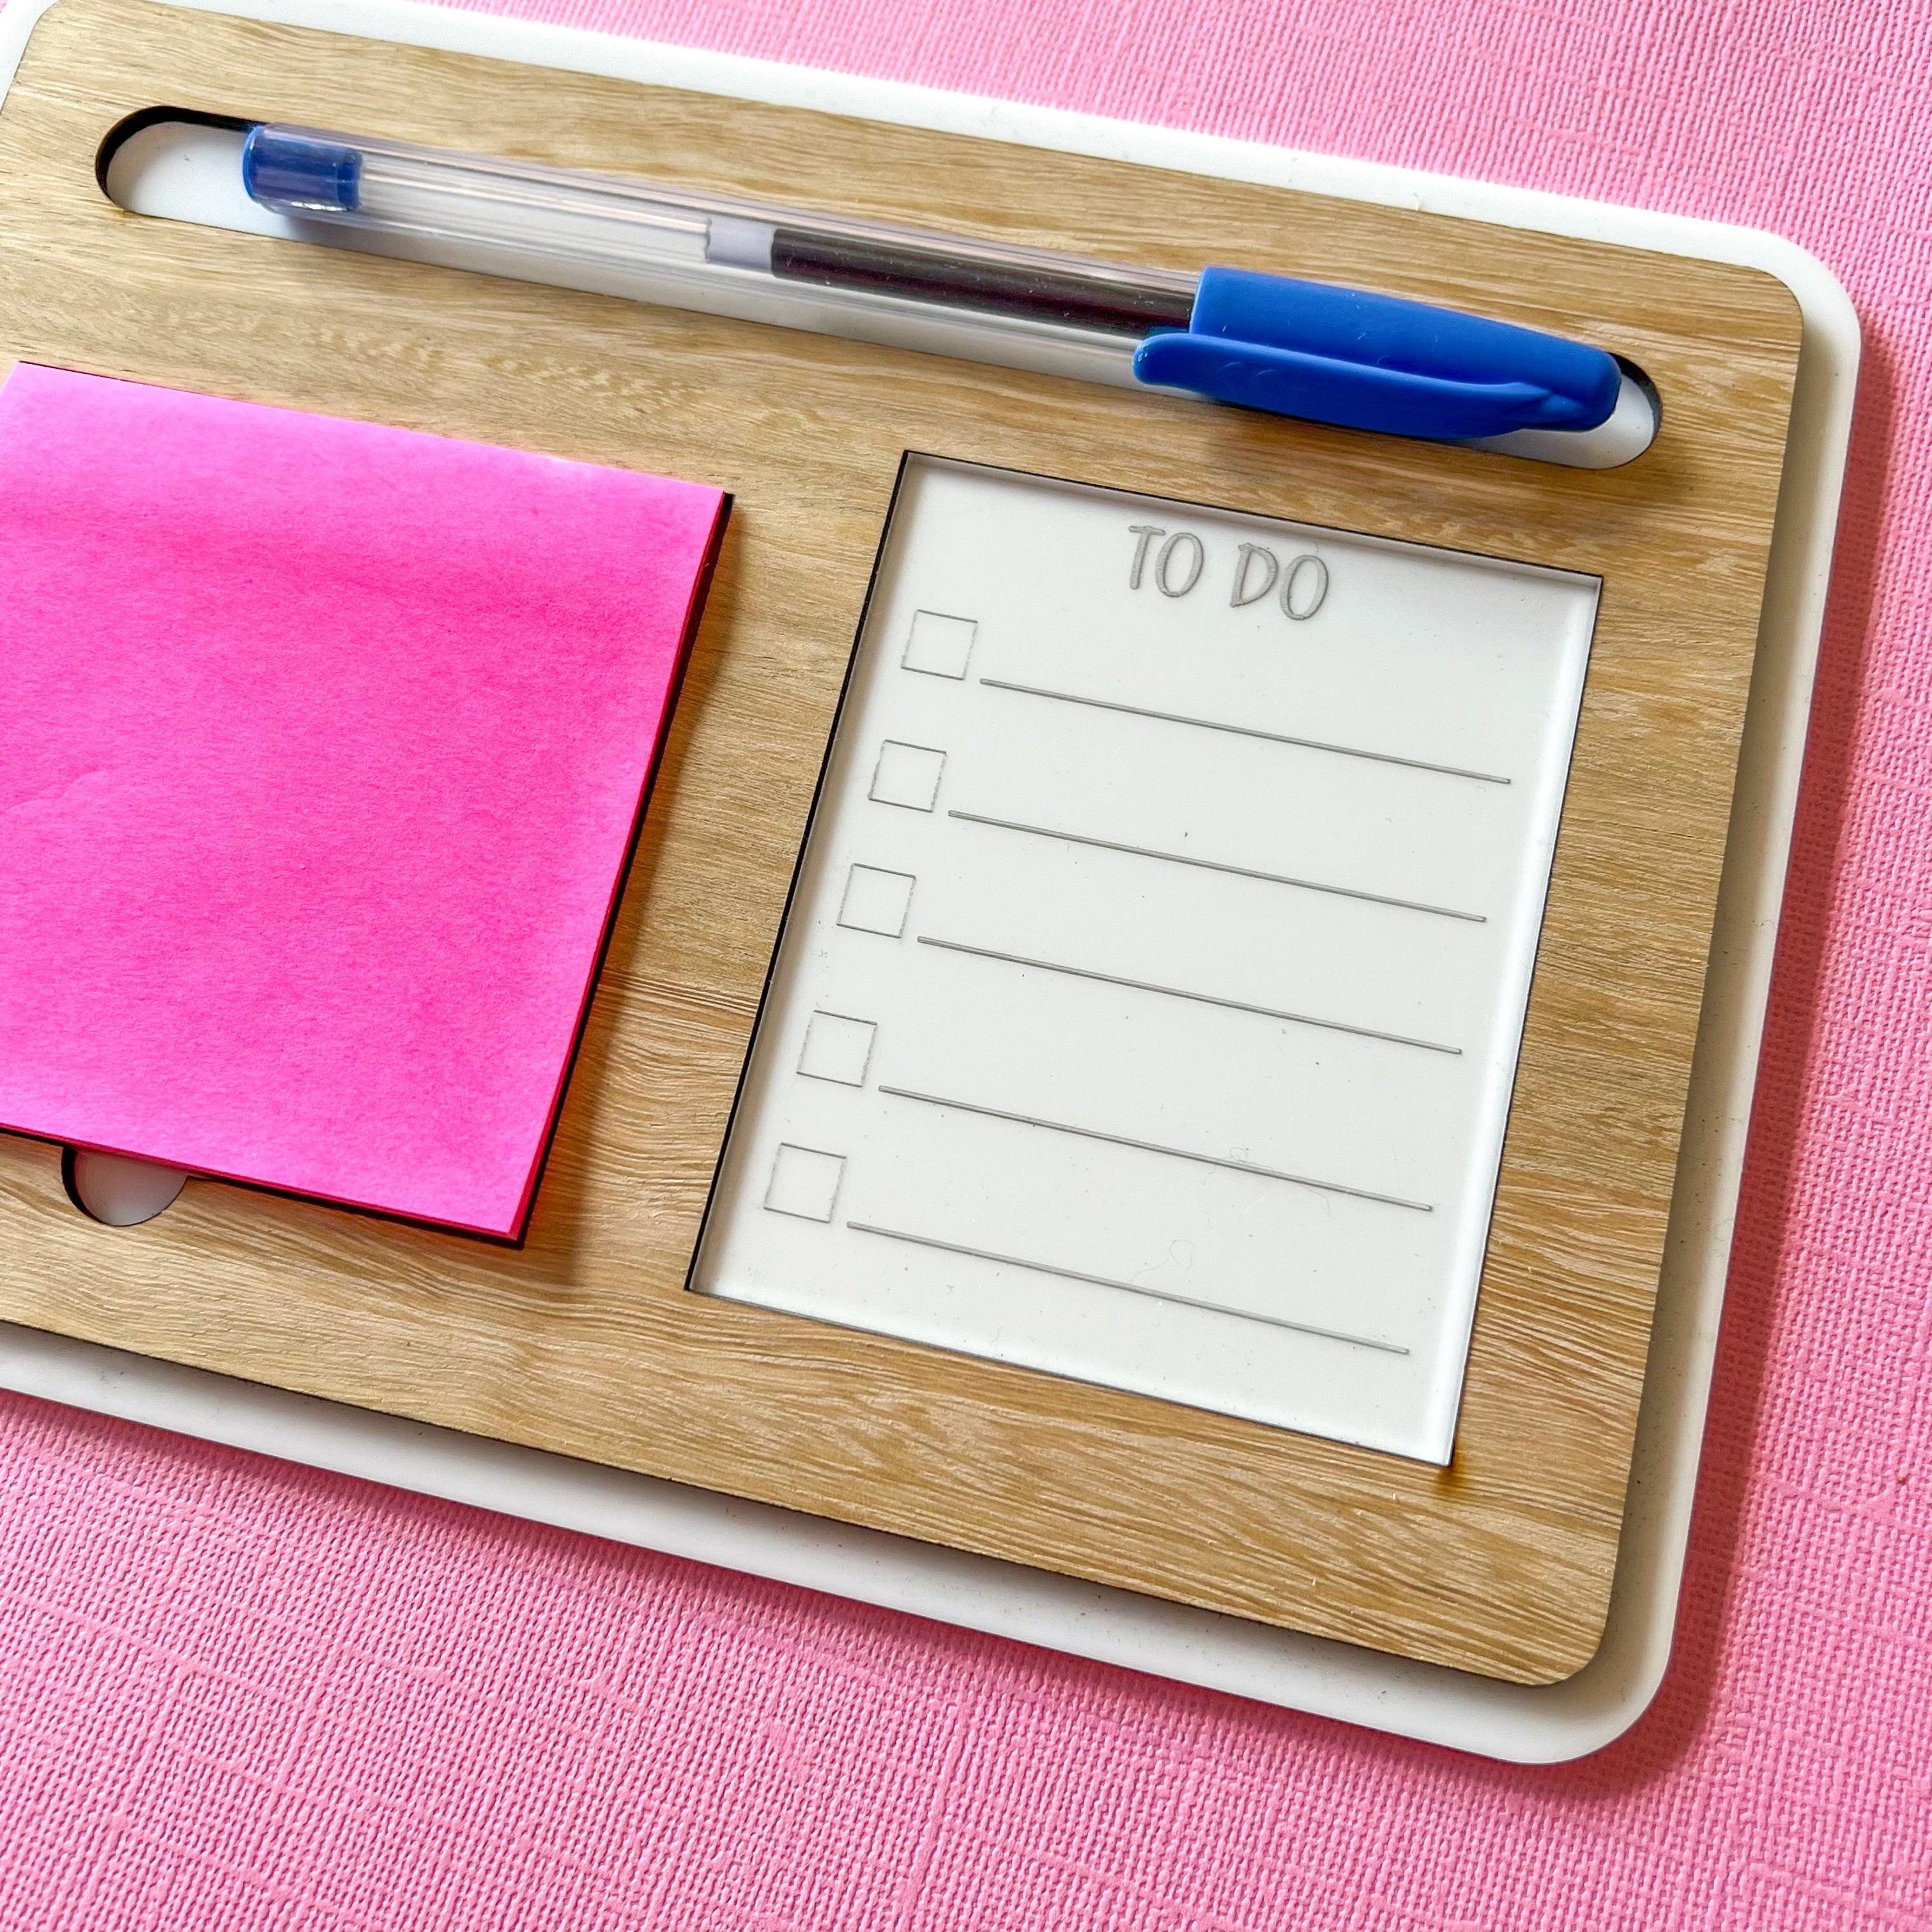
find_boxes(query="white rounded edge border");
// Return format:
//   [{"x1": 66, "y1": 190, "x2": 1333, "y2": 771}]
[{"x1": 0, "y1": 0, "x2": 1860, "y2": 1763}]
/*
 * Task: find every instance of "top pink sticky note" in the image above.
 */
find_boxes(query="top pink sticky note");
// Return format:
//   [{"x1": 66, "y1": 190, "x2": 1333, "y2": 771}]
[{"x1": 0, "y1": 365, "x2": 727, "y2": 1239}]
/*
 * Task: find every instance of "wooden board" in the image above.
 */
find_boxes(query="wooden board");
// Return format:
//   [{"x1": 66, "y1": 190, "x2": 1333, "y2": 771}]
[{"x1": 0, "y1": 0, "x2": 1803, "y2": 1683}]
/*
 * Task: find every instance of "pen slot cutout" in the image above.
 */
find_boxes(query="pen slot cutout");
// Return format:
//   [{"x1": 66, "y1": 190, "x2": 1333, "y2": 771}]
[
  {"x1": 95, "y1": 111, "x2": 1659, "y2": 470},
  {"x1": 100, "y1": 109, "x2": 292, "y2": 241}
]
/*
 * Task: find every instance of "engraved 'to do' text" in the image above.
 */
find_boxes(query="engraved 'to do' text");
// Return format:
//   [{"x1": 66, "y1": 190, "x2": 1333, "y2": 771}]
[{"x1": 1126, "y1": 523, "x2": 1330, "y2": 620}]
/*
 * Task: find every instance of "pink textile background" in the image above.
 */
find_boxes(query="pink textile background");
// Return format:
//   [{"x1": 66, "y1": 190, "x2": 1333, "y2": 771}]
[{"x1": 1, "y1": 0, "x2": 1925, "y2": 1926}]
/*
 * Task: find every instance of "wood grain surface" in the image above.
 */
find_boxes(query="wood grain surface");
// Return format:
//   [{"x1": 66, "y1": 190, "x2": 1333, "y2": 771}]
[{"x1": 0, "y1": 0, "x2": 1803, "y2": 1682}]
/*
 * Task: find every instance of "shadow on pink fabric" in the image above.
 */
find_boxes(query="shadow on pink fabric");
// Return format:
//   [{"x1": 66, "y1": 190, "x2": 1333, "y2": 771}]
[{"x1": 0, "y1": 0, "x2": 1922, "y2": 1927}]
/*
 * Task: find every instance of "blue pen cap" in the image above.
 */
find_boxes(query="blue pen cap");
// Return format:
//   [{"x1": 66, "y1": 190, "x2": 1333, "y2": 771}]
[
  {"x1": 1135, "y1": 267, "x2": 1623, "y2": 440},
  {"x1": 241, "y1": 125, "x2": 363, "y2": 215}
]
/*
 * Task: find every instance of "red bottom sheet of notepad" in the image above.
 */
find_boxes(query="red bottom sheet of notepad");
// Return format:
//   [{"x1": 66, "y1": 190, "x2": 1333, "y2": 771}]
[{"x1": 0, "y1": 364, "x2": 726, "y2": 1239}]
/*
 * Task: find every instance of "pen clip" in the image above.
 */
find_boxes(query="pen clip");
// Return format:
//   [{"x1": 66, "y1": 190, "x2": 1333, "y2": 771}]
[{"x1": 1132, "y1": 267, "x2": 1624, "y2": 443}]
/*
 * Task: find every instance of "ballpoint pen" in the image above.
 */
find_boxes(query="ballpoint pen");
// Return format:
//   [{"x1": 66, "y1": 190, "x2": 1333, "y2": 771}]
[{"x1": 240, "y1": 122, "x2": 1657, "y2": 466}]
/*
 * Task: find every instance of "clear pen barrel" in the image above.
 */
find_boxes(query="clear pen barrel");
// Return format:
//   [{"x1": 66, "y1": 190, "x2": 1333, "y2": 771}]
[{"x1": 242, "y1": 125, "x2": 1200, "y2": 375}]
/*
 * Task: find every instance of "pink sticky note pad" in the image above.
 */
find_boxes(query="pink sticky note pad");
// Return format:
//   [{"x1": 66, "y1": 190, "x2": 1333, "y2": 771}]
[{"x1": 0, "y1": 365, "x2": 728, "y2": 1239}]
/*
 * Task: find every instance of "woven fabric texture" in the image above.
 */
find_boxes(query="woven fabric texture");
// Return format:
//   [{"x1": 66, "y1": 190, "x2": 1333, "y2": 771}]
[{"x1": 2, "y1": 0, "x2": 1926, "y2": 1925}]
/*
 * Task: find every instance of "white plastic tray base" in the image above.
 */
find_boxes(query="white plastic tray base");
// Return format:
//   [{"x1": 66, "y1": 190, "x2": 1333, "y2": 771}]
[{"x1": 0, "y1": 0, "x2": 1859, "y2": 1761}]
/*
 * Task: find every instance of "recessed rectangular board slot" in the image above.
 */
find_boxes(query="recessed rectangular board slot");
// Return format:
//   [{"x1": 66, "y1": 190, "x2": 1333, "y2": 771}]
[{"x1": 692, "y1": 457, "x2": 1600, "y2": 1464}]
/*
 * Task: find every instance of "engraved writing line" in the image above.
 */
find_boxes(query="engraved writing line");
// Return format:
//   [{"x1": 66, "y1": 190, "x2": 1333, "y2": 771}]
[
  {"x1": 980, "y1": 677, "x2": 1510, "y2": 786},
  {"x1": 876, "y1": 1084, "x2": 1433, "y2": 1213},
  {"x1": 916, "y1": 935, "x2": 1460, "y2": 1055},
  {"x1": 848, "y1": 1220, "x2": 1409, "y2": 1355},
  {"x1": 948, "y1": 811, "x2": 1486, "y2": 924}
]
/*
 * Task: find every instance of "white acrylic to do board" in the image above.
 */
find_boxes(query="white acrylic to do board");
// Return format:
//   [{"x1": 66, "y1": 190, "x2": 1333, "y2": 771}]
[{"x1": 693, "y1": 456, "x2": 1599, "y2": 1464}]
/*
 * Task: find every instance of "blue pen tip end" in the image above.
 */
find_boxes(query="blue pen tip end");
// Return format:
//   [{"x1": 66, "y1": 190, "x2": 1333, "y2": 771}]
[{"x1": 241, "y1": 126, "x2": 362, "y2": 215}]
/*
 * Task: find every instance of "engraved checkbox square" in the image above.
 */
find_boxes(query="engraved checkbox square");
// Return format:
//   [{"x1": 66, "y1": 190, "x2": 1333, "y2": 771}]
[
  {"x1": 837, "y1": 864, "x2": 916, "y2": 938},
  {"x1": 799, "y1": 1011, "x2": 877, "y2": 1087},
  {"x1": 869, "y1": 741, "x2": 947, "y2": 813},
  {"x1": 901, "y1": 610, "x2": 977, "y2": 679},
  {"x1": 763, "y1": 1143, "x2": 845, "y2": 1222}
]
